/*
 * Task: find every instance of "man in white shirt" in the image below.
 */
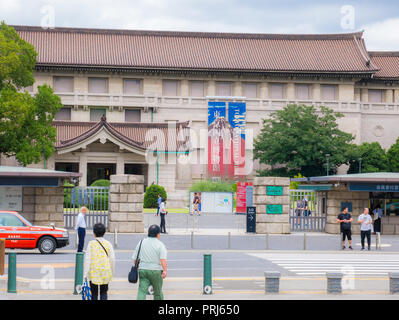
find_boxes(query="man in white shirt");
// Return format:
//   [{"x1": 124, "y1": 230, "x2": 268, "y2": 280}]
[
  {"x1": 358, "y1": 208, "x2": 373, "y2": 251},
  {"x1": 75, "y1": 206, "x2": 87, "y2": 252}
]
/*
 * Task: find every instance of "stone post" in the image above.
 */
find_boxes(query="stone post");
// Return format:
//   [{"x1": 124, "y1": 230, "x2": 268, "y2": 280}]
[
  {"x1": 109, "y1": 174, "x2": 144, "y2": 233},
  {"x1": 264, "y1": 271, "x2": 281, "y2": 294},
  {"x1": 254, "y1": 177, "x2": 290, "y2": 234},
  {"x1": 327, "y1": 272, "x2": 343, "y2": 294},
  {"x1": 389, "y1": 272, "x2": 399, "y2": 294}
]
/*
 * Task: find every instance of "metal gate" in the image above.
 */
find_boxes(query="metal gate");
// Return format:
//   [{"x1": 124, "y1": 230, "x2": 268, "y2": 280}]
[
  {"x1": 290, "y1": 190, "x2": 327, "y2": 232},
  {"x1": 63, "y1": 186, "x2": 109, "y2": 229}
]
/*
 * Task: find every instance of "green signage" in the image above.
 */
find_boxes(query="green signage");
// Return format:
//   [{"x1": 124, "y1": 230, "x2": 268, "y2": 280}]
[
  {"x1": 266, "y1": 204, "x2": 283, "y2": 214},
  {"x1": 266, "y1": 186, "x2": 283, "y2": 196}
]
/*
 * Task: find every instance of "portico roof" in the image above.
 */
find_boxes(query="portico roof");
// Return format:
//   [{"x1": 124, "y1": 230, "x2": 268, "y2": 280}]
[
  {"x1": 294, "y1": 172, "x2": 399, "y2": 183},
  {"x1": 54, "y1": 116, "x2": 190, "y2": 154},
  {"x1": 0, "y1": 166, "x2": 81, "y2": 178}
]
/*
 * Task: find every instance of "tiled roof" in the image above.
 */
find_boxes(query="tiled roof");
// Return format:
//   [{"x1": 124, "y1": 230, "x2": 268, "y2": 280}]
[
  {"x1": 369, "y1": 52, "x2": 399, "y2": 79},
  {"x1": 13, "y1": 26, "x2": 378, "y2": 75},
  {"x1": 53, "y1": 117, "x2": 190, "y2": 152}
]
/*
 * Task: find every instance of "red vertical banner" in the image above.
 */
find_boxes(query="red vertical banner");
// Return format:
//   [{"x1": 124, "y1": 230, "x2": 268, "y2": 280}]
[
  {"x1": 208, "y1": 102, "x2": 227, "y2": 176},
  {"x1": 236, "y1": 182, "x2": 252, "y2": 213}
]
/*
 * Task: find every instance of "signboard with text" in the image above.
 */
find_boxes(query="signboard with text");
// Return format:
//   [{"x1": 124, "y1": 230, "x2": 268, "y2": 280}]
[{"x1": 0, "y1": 187, "x2": 22, "y2": 211}]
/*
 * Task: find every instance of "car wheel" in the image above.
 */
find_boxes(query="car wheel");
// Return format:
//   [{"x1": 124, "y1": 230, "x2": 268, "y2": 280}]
[{"x1": 38, "y1": 236, "x2": 57, "y2": 254}]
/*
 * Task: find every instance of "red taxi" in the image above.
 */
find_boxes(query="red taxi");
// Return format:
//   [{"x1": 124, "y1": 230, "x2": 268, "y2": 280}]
[{"x1": 0, "y1": 210, "x2": 69, "y2": 254}]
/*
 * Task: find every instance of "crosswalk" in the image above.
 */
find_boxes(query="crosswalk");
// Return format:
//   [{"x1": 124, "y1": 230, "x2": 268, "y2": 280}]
[{"x1": 248, "y1": 253, "x2": 399, "y2": 276}]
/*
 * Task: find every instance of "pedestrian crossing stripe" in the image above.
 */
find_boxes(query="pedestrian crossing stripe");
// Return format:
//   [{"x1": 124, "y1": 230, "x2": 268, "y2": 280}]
[{"x1": 248, "y1": 253, "x2": 399, "y2": 276}]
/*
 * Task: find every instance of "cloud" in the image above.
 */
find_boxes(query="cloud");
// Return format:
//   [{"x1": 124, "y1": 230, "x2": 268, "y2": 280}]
[{"x1": 362, "y1": 18, "x2": 399, "y2": 51}]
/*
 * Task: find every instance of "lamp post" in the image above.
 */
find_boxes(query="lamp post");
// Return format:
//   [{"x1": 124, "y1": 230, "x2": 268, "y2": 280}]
[
  {"x1": 359, "y1": 157, "x2": 362, "y2": 174},
  {"x1": 326, "y1": 154, "x2": 330, "y2": 176}
]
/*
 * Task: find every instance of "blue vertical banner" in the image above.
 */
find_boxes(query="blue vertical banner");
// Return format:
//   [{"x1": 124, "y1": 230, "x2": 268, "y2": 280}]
[
  {"x1": 208, "y1": 102, "x2": 227, "y2": 176},
  {"x1": 228, "y1": 102, "x2": 246, "y2": 177}
]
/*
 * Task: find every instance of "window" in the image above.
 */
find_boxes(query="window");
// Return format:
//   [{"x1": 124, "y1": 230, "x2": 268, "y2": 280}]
[
  {"x1": 269, "y1": 83, "x2": 284, "y2": 99},
  {"x1": 368, "y1": 89, "x2": 383, "y2": 103},
  {"x1": 296, "y1": 84, "x2": 310, "y2": 100},
  {"x1": 321, "y1": 85, "x2": 337, "y2": 101},
  {"x1": 55, "y1": 107, "x2": 71, "y2": 121},
  {"x1": 163, "y1": 80, "x2": 179, "y2": 96},
  {"x1": 90, "y1": 108, "x2": 106, "y2": 121},
  {"x1": 190, "y1": 81, "x2": 205, "y2": 97},
  {"x1": 88, "y1": 78, "x2": 108, "y2": 94},
  {"x1": 243, "y1": 82, "x2": 258, "y2": 98},
  {"x1": 125, "y1": 109, "x2": 141, "y2": 122},
  {"x1": 0, "y1": 213, "x2": 26, "y2": 227},
  {"x1": 55, "y1": 162, "x2": 79, "y2": 173},
  {"x1": 53, "y1": 77, "x2": 74, "y2": 92},
  {"x1": 124, "y1": 79, "x2": 142, "y2": 95},
  {"x1": 216, "y1": 82, "x2": 232, "y2": 96}
]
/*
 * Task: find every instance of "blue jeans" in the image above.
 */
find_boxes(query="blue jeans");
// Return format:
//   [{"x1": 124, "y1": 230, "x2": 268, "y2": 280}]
[
  {"x1": 77, "y1": 227, "x2": 86, "y2": 252},
  {"x1": 156, "y1": 205, "x2": 160, "y2": 216}
]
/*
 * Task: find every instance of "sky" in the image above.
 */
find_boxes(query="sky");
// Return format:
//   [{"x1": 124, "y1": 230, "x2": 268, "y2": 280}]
[{"x1": 1, "y1": 0, "x2": 399, "y2": 51}]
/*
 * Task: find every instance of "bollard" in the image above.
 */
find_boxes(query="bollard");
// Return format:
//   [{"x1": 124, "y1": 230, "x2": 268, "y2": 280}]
[
  {"x1": 7, "y1": 252, "x2": 17, "y2": 293},
  {"x1": 191, "y1": 231, "x2": 194, "y2": 249},
  {"x1": 203, "y1": 254, "x2": 212, "y2": 294},
  {"x1": 73, "y1": 252, "x2": 84, "y2": 295},
  {"x1": 0, "y1": 239, "x2": 5, "y2": 276},
  {"x1": 389, "y1": 272, "x2": 399, "y2": 294},
  {"x1": 303, "y1": 232, "x2": 307, "y2": 250},
  {"x1": 114, "y1": 228, "x2": 118, "y2": 249},
  {"x1": 264, "y1": 271, "x2": 280, "y2": 294},
  {"x1": 376, "y1": 232, "x2": 381, "y2": 250},
  {"x1": 266, "y1": 233, "x2": 269, "y2": 250},
  {"x1": 227, "y1": 232, "x2": 231, "y2": 249},
  {"x1": 327, "y1": 272, "x2": 343, "y2": 294}
]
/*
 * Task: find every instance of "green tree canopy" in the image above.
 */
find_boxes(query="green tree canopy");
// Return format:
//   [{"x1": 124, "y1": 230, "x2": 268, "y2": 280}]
[
  {"x1": 254, "y1": 104, "x2": 354, "y2": 177},
  {"x1": 346, "y1": 142, "x2": 389, "y2": 173},
  {"x1": 0, "y1": 22, "x2": 62, "y2": 166},
  {"x1": 387, "y1": 137, "x2": 399, "y2": 172}
]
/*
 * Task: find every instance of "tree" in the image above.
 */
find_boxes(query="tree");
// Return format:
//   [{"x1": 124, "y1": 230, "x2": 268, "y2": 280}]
[
  {"x1": 144, "y1": 184, "x2": 167, "y2": 208},
  {"x1": 254, "y1": 104, "x2": 354, "y2": 177},
  {"x1": 0, "y1": 22, "x2": 62, "y2": 166},
  {"x1": 387, "y1": 137, "x2": 399, "y2": 172},
  {"x1": 346, "y1": 142, "x2": 389, "y2": 173}
]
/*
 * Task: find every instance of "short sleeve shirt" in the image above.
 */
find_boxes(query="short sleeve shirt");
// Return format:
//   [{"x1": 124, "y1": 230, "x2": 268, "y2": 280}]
[
  {"x1": 132, "y1": 238, "x2": 167, "y2": 271},
  {"x1": 358, "y1": 214, "x2": 373, "y2": 231},
  {"x1": 337, "y1": 213, "x2": 352, "y2": 232}
]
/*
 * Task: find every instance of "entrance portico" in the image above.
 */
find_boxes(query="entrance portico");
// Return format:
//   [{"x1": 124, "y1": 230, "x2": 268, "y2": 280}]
[{"x1": 296, "y1": 172, "x2": 399, "y2": 235}]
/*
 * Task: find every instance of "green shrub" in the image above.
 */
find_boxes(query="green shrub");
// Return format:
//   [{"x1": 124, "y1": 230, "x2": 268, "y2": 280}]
[
  {"x1": 144, "y1": 184, "x2": 167, "y2": 208},
  {"x1": 90, "y1": 179, "x2": 111, "y2": 187},
  {"x1": 189, "y1": 180, "x2": 234, "y2": 193}
]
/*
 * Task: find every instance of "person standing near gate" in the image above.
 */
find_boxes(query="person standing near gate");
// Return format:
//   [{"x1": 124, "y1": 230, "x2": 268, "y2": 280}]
[
  {"x1": 373, "y1": 204, "x2": 383, "y2": 234},
  {"x1": 75, "y1": 206, "x2": 87, "y2": 252},
  {"x1": 159, "y1": 198, "x2": 168, "y2": 234},
  {"x1": 358, "y1": 208, "x2": 373, "y2": 251},
  {"x1": 337, "y1": 206, "x2": 353, "y2": 250},
  {"x1": 156, "y1": 194, "x2": 162, "y2": 217}
]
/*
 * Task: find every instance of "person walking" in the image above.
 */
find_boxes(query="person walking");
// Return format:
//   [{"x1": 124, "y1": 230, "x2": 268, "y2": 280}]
[
  {"x1": 133, "y1": 225, "x2": 167, "y2": 300},
  {"x1": 156, "y1": 194, "x2": 162, "y2": 217},
  {"x1": 159, "y1": 198, "x2": 168, "y2": 234},
  {"x1": 75, "y1": 206, "x2": 87, "y2": 252},
  {"x1": 337, "y1": 206, "x2": 353, "y2": 250},
  {"x1": 373, "y1": 204, "x2": 383, "y2": 234},
  {"x1": 191, "y1": 193, "x2": 200, "y2": 216},
  {"x1": 358, "y1": 208, "x2": 373, "y2": 251},
  {"x1": 84, "y1": 223, "x2": 115, "y2": 300},
  {"x1": 295, "y1": 199, "x2": 304, "y2": 227}
]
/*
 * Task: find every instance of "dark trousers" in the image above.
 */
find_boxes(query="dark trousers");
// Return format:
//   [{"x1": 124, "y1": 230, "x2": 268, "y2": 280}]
[
  {"x1": 374, "y1": 218, "x2": 381, "y2": 233},
  {"x1": 77, "y1": 227, "x2": 86, "y2": 252},
  {"x1": 361, "y1": 230, "x2": 371, "y2": 248},
  {"x1": 90, "y1": 282, "x2": 108, "y2": 300},
  {"x1": 160, "y1": 214, "x2": 166, "y2": 233}
]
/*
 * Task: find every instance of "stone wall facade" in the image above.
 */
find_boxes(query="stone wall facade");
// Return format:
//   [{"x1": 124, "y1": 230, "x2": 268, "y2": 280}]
[
  {"x1": 21, "y1": 187, "x2": 64, "y2": 227},
  {"x1": 323, "y1": 184, "x2": 369, "y2": 235},
  {"x1": 254, "y1": 177, "x2": 291, "y2": 234},
  {"x1": 108, "y1": 174, "x2": 144, "y2": 233}
]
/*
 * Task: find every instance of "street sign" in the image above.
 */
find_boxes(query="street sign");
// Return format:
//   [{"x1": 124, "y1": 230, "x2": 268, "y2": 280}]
[{"x1": 246, "y1": 206, "x2": 256, "y2": 233}]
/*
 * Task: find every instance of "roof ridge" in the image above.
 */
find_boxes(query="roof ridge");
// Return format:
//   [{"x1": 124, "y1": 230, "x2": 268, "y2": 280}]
[
  {"x1": 12, "y1": 25, "x2": 364, "y2": 40},
  {"x1": 369, "y1": 51, "x2": 399, "y2": 57}
]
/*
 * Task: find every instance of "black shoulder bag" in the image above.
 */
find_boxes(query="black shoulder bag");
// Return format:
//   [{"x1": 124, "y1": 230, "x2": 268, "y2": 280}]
[{"x1": 128, "y1": 239, "x2": 143, "y2": 283}]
